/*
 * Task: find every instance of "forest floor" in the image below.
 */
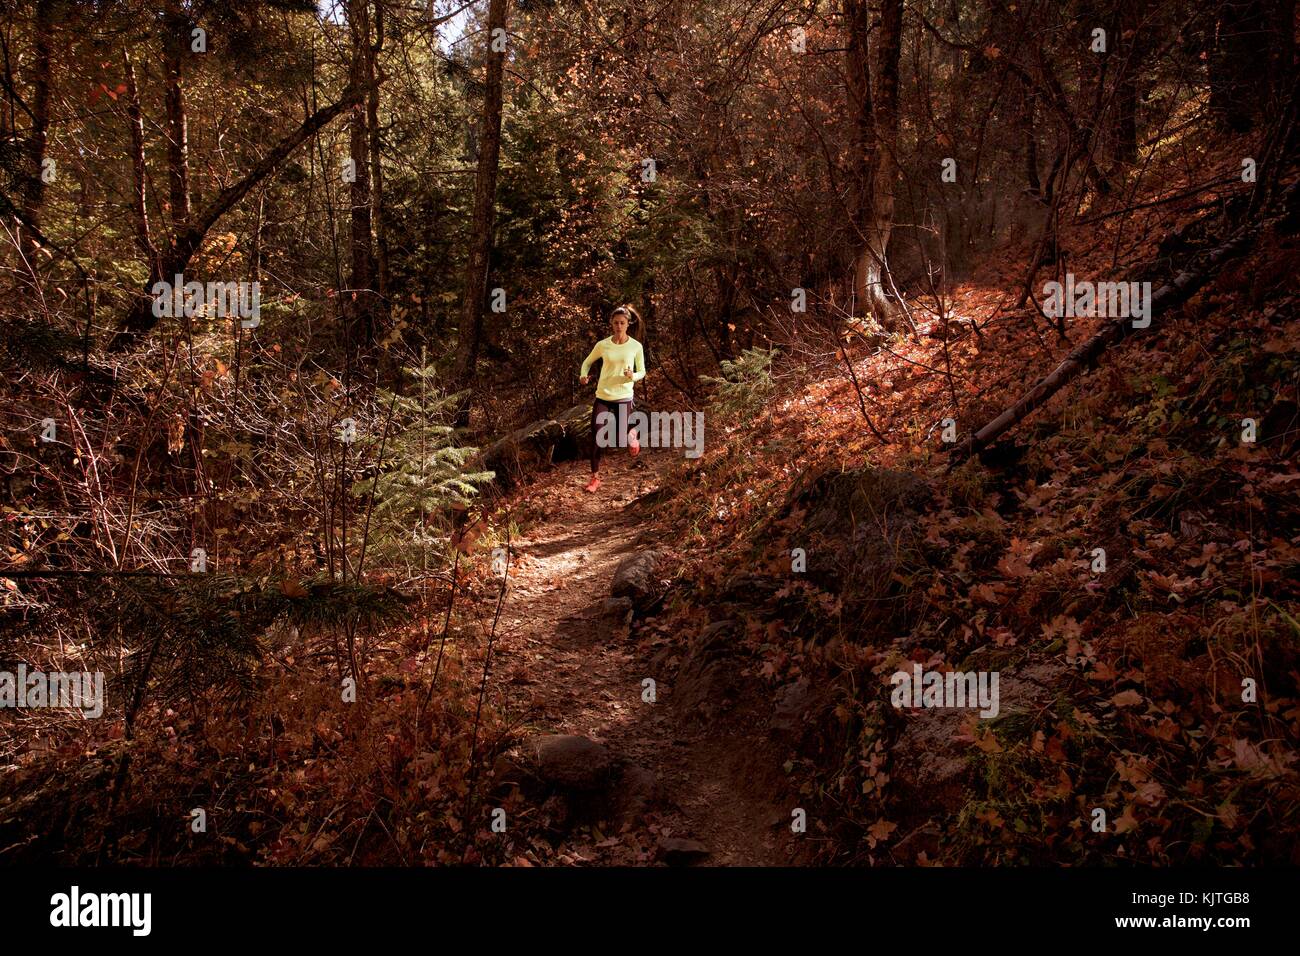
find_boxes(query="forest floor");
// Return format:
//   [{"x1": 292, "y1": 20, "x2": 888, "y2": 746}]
[{"x1": 490, "y1": 447, "x2": 800, "y2": 865}]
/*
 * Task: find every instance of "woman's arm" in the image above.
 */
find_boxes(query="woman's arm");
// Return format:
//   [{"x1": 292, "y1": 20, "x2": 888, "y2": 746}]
[
  {"x1": 579, "y1": 342, "x2": 602, "y2": 380},
  {"x1": 631, "y1": 342, "x2": 646, "y2": 382}
]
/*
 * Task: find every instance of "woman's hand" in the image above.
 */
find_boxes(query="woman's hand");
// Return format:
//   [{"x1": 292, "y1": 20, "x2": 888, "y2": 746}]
[
  {"x1": 579, "y1": 375, "x2": 589, "y2": 385},
  {"x1": 623, "y1": 365, "x2": 634, "y2": 381}
]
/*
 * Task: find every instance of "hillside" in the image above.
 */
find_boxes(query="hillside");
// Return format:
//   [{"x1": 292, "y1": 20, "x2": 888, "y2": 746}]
[{"x1": 0, "y1": 0, "x2": 1295, "y2": 887}]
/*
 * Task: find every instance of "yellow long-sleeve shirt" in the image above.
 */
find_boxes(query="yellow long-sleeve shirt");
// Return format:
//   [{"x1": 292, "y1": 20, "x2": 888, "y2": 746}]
[{"x1": 580, "y1": 336, "x2": 645, "y2": 402}]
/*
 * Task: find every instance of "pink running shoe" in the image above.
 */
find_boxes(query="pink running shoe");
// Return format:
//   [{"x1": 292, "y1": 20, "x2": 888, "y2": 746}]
[
  {"x1": 629, "y1": 432, "x2": 640, "y2": 457},
  {"x1": 584, "y1": 475, "x2": 602, "y2": 493}
]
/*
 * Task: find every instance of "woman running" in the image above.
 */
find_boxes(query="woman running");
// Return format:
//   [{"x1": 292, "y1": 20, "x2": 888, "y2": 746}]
[{"x1": 578, "y1": 305, "x2": 646, "y2": 493}]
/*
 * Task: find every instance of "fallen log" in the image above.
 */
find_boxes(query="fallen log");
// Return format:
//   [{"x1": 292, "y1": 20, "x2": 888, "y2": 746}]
[
  {"x1": 476, "y1": 403, "x2": 590, "y2": 489},
  {"x1": 949, "y1": 178, "x2": 1299, "y2": 464}
]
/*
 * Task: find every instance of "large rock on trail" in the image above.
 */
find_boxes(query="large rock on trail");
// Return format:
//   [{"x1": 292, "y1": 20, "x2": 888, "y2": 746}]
[
  {"x1": 526, "y1": 734, "x2": 613, "y2": 791},
  {"x1": 610, "y1": 549, "x2": 661, "y2": 609},
  {"x1": 609, "y1": 764, "x2": 660, "y2": 824},
  {"x1": 497, "y1": 737, "x2": 661, "y2": 829},
  {"x1": 657, "y1": 835, "x2": 711, "y2": 866}
]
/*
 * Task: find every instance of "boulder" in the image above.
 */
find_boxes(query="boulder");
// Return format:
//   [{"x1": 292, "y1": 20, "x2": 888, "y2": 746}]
[
  {"x1": 489, "y1": 752, "x2": 534, "y2": 795},
  {"x1": 601, "y1": 596, "x2": 634, "y2": 620},
  {"x1": 657, "y1": 835, "x2": 710, "y2": 866},
  {"x1": 770, "y1": 677, "x2": 812, "y2": 735},
  {"x1": 526, "y1": 734, "x2": 613, "y2": 792},
  {"x1": 888, "y1": 659, "x2": 1068, "y2": 817},
  {"x1": 610, "y1": 550, "x2": 661, "y2": 608},
  {"x1": 599, "y1": 596, "x2": 634, "y2": 639}
]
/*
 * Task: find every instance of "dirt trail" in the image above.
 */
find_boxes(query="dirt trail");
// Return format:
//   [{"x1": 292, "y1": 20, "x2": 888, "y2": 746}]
[{"x1": 492, "y1": 449, "x2": 798, "y2": 866}]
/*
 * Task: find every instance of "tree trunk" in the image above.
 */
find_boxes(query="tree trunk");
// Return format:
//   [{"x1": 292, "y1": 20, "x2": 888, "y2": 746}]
[
  {"x1": 1016, "y1": 77, "x2": 1043, "y2": 201},
  {"x1": 453, "y1": 0, "x2": 509, "y2": 428},
  {"x1": 845, "y1": 0, "x2": 903, "y2": 328},
  {"x1": 1114, "y1": 72, "x2": 1138, "y2": 168},
  {"x1": 987, "y1": 0, "x2": 1113, "y2": 198},
  {"x1": 18, "y1": 0, "x2": 54, "y2": 265},
  {"x1": 1207, "y1": 0, "x2": 1274, "y2": 133},
  {"x1": 714, "y1": 260, "x2": 738, "y2": 359},
  {"x1": 1110, "y1": 0, "x2": 1145, "y2": 170},
  {"x1": 346, "y1": 0, "x2": 377, "y2": 355},
  {"x1": 163, "y1": 7, "x2": 191, "y2": 231},
  {"x1": 1268, "y1": 0, "x2": 1296, "y2": 106},
  {"x1": 369, "y1": 0, "x2": 391, "y2": 311},
  {"x1": 122, "y1": 51, "x2": 159, "y2": 272}
]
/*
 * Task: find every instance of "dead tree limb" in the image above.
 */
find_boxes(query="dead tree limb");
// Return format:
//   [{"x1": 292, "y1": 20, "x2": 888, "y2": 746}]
[
  {"x1": 949, "y1": 179, "x2": 1299, "y2": 464},
  {"x1": 109, "y1": 83, "x2": 366, "y2": 350}
]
